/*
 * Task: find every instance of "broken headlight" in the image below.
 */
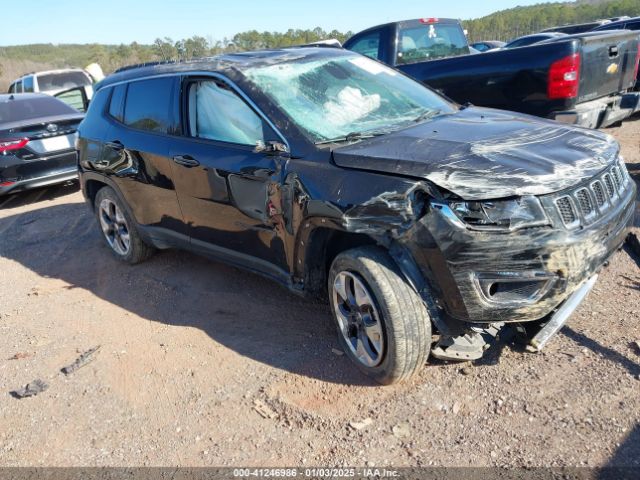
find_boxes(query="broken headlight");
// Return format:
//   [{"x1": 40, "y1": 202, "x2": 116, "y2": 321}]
[{"x1": 448, "y1": 196, "x2": 550, "y2": 231}]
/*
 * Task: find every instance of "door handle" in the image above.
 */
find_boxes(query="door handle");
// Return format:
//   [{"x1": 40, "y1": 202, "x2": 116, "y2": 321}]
[
  {"x1": 106, "y1": 141, "x2": 124, "y2": 151},
  {"x1": 173, "y1": 155, "x2": 200, "y2": 167}
]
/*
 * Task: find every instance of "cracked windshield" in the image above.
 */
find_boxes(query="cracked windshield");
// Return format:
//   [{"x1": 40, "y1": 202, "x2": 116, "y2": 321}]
[{"x1": 245, "y1": 54, "x2": 454, "y2": 142}]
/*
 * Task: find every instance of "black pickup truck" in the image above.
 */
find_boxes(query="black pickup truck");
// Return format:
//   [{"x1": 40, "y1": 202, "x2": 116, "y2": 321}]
[{"x1": 344, "y1": 18, "x2": 640, "y2": 128}]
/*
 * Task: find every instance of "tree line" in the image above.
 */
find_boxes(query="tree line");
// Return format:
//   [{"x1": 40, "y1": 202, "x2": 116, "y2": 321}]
[
  {"x1": 463, "y1": 0, "x2": 640, "y2": 41},
  {"x1": 0, "y1": 28, "x2": 355, "y2": 79}
]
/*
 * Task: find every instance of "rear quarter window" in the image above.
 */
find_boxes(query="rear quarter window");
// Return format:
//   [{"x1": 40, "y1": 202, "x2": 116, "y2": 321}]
[
  {"x1": 123, "y1": 77, "x2": 175, "y2": 133},
  {"x1": 83, "y1": 87, "x2": 110, "y2": 119},
  {"x1": 108, "y1": 84, "x2": 127, "y2": 122}
]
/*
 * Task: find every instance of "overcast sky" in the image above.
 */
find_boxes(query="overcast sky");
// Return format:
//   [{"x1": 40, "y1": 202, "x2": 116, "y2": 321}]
[{"x1": 0, "y1": 0, "x2": 564, "y2": 46}]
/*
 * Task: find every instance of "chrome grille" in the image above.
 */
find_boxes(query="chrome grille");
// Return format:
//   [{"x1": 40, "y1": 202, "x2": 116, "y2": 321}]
[
  {"x1": 603, "y1": 173, "x2": 615, "y2": 198},
  {"x1": 612, "y1": 167, "x2": 622, "y2": 191},
  {"x1": 575, "y1": 188, "x2": 594, "y2": 216},
  {"x1": 555, "y1": 196, "x2": 577, "y2": 225},
  {"x1": 591, "y1": 181, "x2": 606, "y2": 207},
  {"x1": 552, "y1": 161, "x2": 631, "y2": 229},
  {"x1": 620, "y1": 165, "x2": 629, "y2": 185}
]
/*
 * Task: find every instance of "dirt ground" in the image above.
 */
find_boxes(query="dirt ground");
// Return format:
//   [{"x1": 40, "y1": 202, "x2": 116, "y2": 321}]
[{"x1": 0, "y1": 118, "x2": 639, "y2": 469}]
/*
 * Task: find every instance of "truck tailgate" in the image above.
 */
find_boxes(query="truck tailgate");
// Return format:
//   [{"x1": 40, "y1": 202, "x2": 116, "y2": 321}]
[{"x1": 577, "y1": 31, "x2": 639, "y2": 103}]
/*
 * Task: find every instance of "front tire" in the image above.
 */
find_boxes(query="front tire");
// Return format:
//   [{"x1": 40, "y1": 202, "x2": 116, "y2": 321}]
[
  {"x1": 328, "y1": 246, "x2": 432, "y2": 385},
  {"x1": 94, "y1": 186, "x2": 154, "y2": 264}
]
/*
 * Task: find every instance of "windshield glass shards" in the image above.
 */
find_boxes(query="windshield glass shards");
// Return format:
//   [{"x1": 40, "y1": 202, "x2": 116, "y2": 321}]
[{"x1": 244, "y1": 54, "x2": 454, "y2": 143}]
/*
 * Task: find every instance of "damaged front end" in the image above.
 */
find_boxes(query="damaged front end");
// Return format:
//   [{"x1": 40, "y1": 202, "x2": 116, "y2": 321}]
[{"x1": 337, "y1": 156, "x2": 636, "y2": 361}]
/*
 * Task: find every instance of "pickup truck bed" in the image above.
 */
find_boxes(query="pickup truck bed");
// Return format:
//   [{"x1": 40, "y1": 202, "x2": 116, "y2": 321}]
[{"x1": 344, "y1": 19, "x2": 640, "y2": 128}]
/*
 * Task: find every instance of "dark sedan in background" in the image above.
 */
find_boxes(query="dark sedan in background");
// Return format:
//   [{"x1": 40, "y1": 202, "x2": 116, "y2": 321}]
[
  {"x1": 502, "y1": 32, "x2": 568, "y2": 49},
  {"x1": 469, "y1": 40, "x2": 505, "y2": 52},
  {"x1": 0, "y1": 93, "x2": 83, "y2": 195}
]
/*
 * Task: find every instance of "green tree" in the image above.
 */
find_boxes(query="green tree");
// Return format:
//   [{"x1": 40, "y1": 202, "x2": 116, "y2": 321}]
[{"x1": 152, "y1": 37, "x2": 177, "y2": 61}]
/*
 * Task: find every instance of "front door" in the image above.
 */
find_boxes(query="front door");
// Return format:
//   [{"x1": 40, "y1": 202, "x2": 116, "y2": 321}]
[{"x1": 168, "y1": 76, "x2": 290, "y2": 279}]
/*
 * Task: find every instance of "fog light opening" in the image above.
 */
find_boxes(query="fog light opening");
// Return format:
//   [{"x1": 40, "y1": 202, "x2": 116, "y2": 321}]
[{"x1": 475, "y1": 272, "x2": 558, "y2": 306}]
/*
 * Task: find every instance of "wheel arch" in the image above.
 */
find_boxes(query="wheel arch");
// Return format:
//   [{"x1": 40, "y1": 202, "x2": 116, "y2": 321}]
[
  {"x1": 294, "y1": 219, "x2": 382, "y2": 297},
  {"x1": 80, "y1": 172, "x2": 154, "y2": 246},
  {"x1": 83, "y1": 178, "x2": 108, "y2": 211},
  {"x1": 81, "y1": 173, "x2": 128, "y2": 213}
]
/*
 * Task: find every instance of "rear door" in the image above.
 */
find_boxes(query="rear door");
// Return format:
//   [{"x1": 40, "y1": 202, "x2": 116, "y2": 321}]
[
  {"x1": 100, "y1": 77, "x2": 185, "y2": 235},
  {"x1": 168, "y1": 75, "x2": 290, "y2": 277}
]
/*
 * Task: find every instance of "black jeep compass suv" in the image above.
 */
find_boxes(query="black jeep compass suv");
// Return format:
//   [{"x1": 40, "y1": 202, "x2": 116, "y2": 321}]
[{"x1": 77, "y1": 48, "x2": 636, "y2": 384}]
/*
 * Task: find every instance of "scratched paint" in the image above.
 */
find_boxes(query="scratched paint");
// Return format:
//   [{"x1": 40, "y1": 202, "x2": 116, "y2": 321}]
[
  {"x1": 335, "y1": 158, "x2": 636, "y2": 324},
  {"x1": 333, "y1": 107, "x2": 620, "y2": 200}
]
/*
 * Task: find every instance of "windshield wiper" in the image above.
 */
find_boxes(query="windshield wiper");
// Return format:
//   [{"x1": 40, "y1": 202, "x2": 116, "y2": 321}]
[
  {"x1": 413, "y1": 109, "x2": 443, "y2": 124},
  {"x1": 314, "y1": 130, "x2": 387, "y2": 146}
]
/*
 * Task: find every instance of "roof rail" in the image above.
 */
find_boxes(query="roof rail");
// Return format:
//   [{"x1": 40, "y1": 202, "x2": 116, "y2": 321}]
[
  {"x1": 299, "y1": 39, "x2": 343, "y2": 48},
  {"x1": 114, "y1": 59, "x2": 181, "y2": 74}
]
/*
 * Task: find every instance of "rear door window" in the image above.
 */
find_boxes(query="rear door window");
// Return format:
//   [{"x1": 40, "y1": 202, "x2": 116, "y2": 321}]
[
  {"x1": 186, "y1": 79, "x2": 266, "y2": 146},
  {"x1": 349, "y1": 31, "x2": 382, "y2": 60},
  {"x1": 397, "y1": 22, "x2": 469, "y2": 64},
  {"x1": 123, "y1": 77, "x2": 175, "y2": 134}
]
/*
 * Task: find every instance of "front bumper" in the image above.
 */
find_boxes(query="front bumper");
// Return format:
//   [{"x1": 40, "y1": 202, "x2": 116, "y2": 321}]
[
  {"x1": 552, "y1": 92, "x2": 640, "y2": 129},
  {"x1": 404, "y1": 165, "x2": 636, "y2": 324}
]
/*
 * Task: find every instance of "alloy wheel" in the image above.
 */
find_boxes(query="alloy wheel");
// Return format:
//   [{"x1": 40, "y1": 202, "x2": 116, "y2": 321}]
[
  {"x1": 99, "y1": 198, "x2": 131, "y2": 256},
  {"x1": 332, "y1": 271, "x2": 385, "y2": 367}
]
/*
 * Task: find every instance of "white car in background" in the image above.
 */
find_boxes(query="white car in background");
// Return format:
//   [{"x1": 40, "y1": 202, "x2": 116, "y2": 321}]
[{"x1": 8, "y1": 65, "x2": 104, "y2": 111}]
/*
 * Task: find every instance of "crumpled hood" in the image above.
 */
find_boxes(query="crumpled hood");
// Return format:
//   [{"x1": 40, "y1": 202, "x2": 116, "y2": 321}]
[{"x1": 332, "y1": 107, "x2": 619, "y2": 200}]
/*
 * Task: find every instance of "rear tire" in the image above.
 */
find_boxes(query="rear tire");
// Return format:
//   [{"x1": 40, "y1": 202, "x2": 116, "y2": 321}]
[
  {"x1": 328, "y1": 246, "x2": 432, "y2": 385},
  {"x1": 94, "y1": 186, "x2": 154, "y2": 264}
]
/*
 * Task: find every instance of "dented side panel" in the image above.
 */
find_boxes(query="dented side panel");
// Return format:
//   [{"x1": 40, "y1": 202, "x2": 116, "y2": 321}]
[{"x1": 284, "y1": 151, "x2": 635, "y2": 325}]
